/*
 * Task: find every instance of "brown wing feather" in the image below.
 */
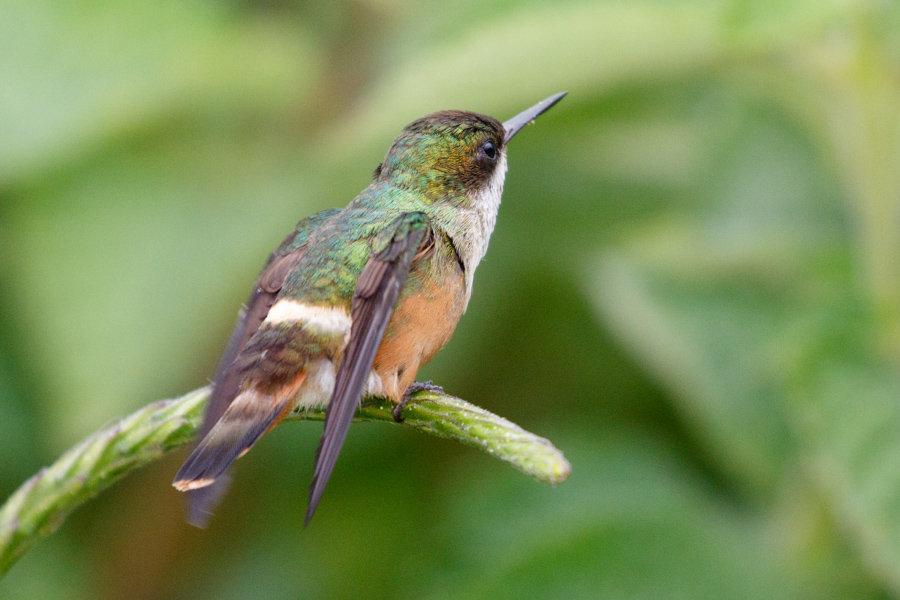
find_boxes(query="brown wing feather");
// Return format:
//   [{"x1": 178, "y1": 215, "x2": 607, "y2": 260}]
[
  {"x1": 183, "y1": 250, "x2": 302, "y2": 525},
  {"x1": 177, "y1": 208, "x2": 341, "y2": 526},
  {"x1": 305, "y1": 212, "x2": 430, "y2": 526},
  {"x1": 198, "y1": 252, "x2": 302, "y2": 436}
]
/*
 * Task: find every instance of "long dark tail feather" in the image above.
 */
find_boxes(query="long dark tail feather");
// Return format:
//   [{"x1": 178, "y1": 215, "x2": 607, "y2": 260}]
[
  {"x1": 185, "y1": 475, "x2": 232, "y2": 528},
  {"x1": 305, "y1": 373, "x2": 365, "y2": 527},
  {"x1": 305, "y1": 216, "x2": 426, "y2": 526},
  {"x1": 174, "y1": 377, "x2": 304, "y2": 502},
  {"x1": 174, "y1": 396, "x2": 286, "y2": 491},
  {"x1": 304, "y1": 284, "x2": 398, "y2": 526}
]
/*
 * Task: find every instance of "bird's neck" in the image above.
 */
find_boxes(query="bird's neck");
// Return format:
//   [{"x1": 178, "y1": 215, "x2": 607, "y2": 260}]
[
  {"x1": 354, "y1": 153, "x2": 508, "y2": 309},
  {"x1": 426, "y1": 153, "x2": 507, "y2": 309}
]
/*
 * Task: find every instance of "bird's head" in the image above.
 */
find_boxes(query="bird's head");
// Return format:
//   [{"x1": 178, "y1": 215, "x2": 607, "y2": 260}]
[{"x1": 376, "y1": 92, "x2": 567, "y2": 208}]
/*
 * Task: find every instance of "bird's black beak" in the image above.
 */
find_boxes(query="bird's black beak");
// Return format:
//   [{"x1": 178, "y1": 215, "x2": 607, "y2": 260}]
[{"x1": 503, "y1": 91, "x2": 567, "y2": 143}]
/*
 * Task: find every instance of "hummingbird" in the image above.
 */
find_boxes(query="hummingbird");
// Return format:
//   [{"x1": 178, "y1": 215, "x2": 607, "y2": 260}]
[{"x1": 173, "y1": 92, "x2": 567, "y2": 527}]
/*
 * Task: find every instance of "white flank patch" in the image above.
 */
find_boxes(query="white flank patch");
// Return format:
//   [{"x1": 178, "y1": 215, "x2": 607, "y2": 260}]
[
  {"x1": 364, "y1": 370, "x2": 384, "y2": 397},
  {"x1": 292, "y1": 358, "x2": 384, "y2": 409},
  {"x1": 294, "y1": 358, "x2": 336, "y2": 409},
  {"x1": 265, "y1": 299, "x2": 351, "y2": 331}
]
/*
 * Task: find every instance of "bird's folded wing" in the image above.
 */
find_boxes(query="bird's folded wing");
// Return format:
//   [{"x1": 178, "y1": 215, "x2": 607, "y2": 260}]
[
  {"x1": 183, "y1": 208, "x2": 340, "y2": 526},
  {"x1": 306, "y1": 211, "x2": 431, "y2": 525}
]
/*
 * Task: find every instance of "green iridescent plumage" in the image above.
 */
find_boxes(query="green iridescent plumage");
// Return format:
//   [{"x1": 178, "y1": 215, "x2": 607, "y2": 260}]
[{"x1": 174, "y1": 93, "x2": 567, "y2": 527}]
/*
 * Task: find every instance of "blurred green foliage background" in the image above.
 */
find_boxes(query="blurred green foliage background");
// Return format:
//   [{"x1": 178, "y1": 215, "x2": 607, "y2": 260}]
[{"x1": 2, "y1": 0, "x2": 900, "y2": 598}]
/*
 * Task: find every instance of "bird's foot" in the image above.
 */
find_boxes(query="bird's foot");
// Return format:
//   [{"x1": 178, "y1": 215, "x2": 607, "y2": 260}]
[{"x1": 393, "y1": 380, "x2": 444, "y2": 422}]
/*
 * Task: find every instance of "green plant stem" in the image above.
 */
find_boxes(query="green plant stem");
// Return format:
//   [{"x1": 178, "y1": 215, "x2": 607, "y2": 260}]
[{"x1": 0, "y1": 387, "x2": 570, "y2": 576}]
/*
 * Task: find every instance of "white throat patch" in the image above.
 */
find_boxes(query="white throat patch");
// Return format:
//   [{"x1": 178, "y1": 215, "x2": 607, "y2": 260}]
[{"x1": 458, "y1": 152, "x2": 507, "y2": 308}]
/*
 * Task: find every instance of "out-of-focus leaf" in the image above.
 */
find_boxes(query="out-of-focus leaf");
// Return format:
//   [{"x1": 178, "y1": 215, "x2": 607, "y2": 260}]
[
  {"x1": 0, "y1": 536, "x2": 91, "y2": 600},
  {"x1": 587, "y1": 97, "x2": 900, "y2": 594},
  {"x1": 588, "y1": 104, "x2": 847, "y2": 492},
  {"x1": 325, "y1": 1, "x2": 727, "y2": 157},
  {"x1": 592, "y1": 225, "x2": 900, "y2": 594},
  {"x1": 0, "y1": 0, "x2": 316, "y2": 185},
  {"x1": 418, "y1": 429, "x2": 813, "y2": 600},
  {"x1": 4, "y1": 125, "x2": 322, "y2": 447},
  {"x1": 323, "y1": 0, "x2": 858, "y2": 162},
  {"x1": 797, "y1": 358, "x2": 900, "y2": 593},
  {"x1": 0, "y1": 358, "x2": 39, "y2": 488}
]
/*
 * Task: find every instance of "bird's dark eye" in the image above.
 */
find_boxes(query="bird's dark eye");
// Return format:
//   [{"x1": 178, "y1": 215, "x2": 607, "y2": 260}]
[{"x1": 480, "y1": 140, "x2": 497, "y2": 161}]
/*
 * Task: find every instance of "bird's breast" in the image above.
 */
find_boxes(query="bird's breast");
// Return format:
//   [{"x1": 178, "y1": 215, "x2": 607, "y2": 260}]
[{"x1": 372, "y1": 265, "x2": 466, "y2": 400}]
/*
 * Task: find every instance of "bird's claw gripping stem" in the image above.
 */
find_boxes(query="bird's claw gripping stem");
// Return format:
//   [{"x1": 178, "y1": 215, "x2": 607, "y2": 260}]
[{"x1": 394, "y1": 380, "x2": 444, "y2": 422}]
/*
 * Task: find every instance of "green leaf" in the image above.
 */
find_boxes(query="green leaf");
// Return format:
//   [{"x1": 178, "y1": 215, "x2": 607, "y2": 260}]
[
  {"x1": 0, "y1": 0, "x2": 315, "y2": 185},
  {"x1": 586, "y1": 89, "x2": 900, "y2": 594},
  {"x1": 420, "y1": 429, "x2": 806, "y2": 600},
  {"x1": 4, "y1": 124, "x2": 321, "y2": 446}
]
